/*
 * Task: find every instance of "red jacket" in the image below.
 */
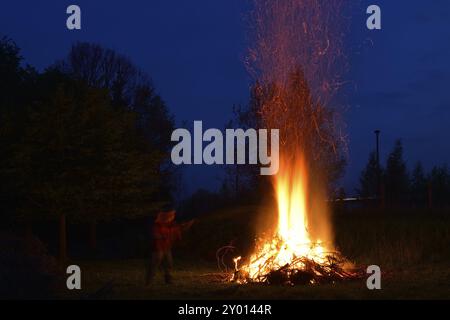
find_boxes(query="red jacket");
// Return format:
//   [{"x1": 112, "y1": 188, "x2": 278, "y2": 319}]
[{"x1": 152, "y1": 222, "x2": 182, "y2": 252}]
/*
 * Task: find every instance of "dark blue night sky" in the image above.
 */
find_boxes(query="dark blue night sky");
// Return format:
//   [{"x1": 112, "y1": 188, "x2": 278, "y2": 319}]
[{"x1": 1, "y1": 0, "x2": 449, "y2": 197}]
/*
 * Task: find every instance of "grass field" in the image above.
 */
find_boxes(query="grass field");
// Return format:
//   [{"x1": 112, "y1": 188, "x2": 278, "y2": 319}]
[
  {"x1": 66, "y1": 259, "x2": 450, "y2": 300},
  {"x1": 64, "y1": 206, "x2": 450, "y2": 300}
]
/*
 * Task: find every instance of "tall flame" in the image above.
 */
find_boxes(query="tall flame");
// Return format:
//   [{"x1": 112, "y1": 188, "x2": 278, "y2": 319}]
[{"x1": 242, "y1": 155, "x2": 330, "y2": 281}]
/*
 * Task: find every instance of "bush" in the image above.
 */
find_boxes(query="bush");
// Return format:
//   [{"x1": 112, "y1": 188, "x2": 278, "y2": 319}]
[{"x1": 333, "y1": 208, "x2": 450, "y2": 267}]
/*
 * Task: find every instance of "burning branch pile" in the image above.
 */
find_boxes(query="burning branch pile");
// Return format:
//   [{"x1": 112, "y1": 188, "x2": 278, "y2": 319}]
[{"x1": 231, "y1": 239, "x2": 362, "y2": 285}]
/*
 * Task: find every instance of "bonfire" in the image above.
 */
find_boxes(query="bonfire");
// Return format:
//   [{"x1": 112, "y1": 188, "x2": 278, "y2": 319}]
[
  {"x1": 230, "y1": 155, "x2": 360, "y2": 285},
  {"x1": 222, "y1": 0, "x2": 362, "y2": 286}
]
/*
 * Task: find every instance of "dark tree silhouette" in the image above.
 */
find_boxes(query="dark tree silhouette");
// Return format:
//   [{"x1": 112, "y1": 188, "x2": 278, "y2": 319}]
[
  {"x1": 54, "y1": 42, "x2": 176, "y2": 252},
  {"x1": 223, "y1": 102, "x2": 264, "y2": 201},
  {"x1": 56, "y1": 42, "x2": 175, "y2": 155},
  {"x1": 224, "y1": 70, "x2": 347, "y2": 202},
  {"x1": 428, "y1": 165, "x2": 450, "y2": 207},
  {"x1": 0, "y1": 37, "x2": 38, "y2": 226},
  {"x1": 384, "y1": 140, "x2": 410, "y2": 205},
  {"x1": 11, "y1": 72, "x2": 163, "y2": 260},
  {"x1": 410, "y1": 162, "x2": 428, "y2": 206},
  {"x1": 0, "y1": 38, "x2": 175, "y2": 260},
  {"x1": 357, "y1": 152, "x2": 382, "y2": 198}
]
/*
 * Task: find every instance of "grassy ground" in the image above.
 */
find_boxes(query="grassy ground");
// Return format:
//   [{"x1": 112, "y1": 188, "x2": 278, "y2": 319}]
[
  {"x1": 63, "y1": 206, "x2": 450, "y2": 300},
  {"x1": 65, "y1": 259, "x2": 450, "y2": 300}
]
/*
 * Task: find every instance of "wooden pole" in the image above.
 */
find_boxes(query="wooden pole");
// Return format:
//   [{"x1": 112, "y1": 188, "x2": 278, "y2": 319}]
[{"x1": 59, "y1": 214, "x2": 67, "y2": 263}]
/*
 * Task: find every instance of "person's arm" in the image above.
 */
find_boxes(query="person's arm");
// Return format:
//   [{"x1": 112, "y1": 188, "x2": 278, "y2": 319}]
[{"x1": 180, "y1": 220, "x2": 195, "y2": 231}]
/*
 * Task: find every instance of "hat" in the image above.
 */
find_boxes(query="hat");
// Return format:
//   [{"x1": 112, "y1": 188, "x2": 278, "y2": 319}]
[{"x1": 155, "y1": 210, "x2": 176, "y2": 223}]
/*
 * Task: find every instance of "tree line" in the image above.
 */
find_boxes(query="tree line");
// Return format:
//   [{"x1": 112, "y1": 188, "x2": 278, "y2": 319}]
[
  {"x1": 0, "y1": 36, "x2": 176, "y2": 260},
  {"x1": 358, "y1": 139, "x2": 450, "y2": 207}
]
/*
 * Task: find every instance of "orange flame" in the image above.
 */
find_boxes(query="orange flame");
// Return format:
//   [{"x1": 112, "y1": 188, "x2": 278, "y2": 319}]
[{"x1": 241, "y1": 155, "x2": 330, "y2": 281}]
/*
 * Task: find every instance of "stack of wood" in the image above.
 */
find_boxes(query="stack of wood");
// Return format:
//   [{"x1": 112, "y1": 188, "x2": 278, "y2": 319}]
[{"x1": 233, "y1": 254, "x2": 364, "y2": 286}]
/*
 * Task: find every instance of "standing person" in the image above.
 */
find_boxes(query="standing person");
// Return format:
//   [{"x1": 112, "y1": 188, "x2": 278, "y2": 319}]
[{"x1": 145, "y1": 209, "x2": 193, "y2": 285}]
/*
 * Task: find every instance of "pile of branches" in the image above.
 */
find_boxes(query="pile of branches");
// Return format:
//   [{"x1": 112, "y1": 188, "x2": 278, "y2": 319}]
[
  {"x1": 216, "y1": 245, "x2": 364, "y2": 286},
  {"x1": 240, "y1": 254, "x2": 363, "y2": 286}
]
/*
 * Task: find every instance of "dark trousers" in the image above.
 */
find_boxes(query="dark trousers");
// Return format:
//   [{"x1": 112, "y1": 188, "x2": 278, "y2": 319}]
[{"x1": 146, "y1": 249, "x2": 174, "y2": 284}]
